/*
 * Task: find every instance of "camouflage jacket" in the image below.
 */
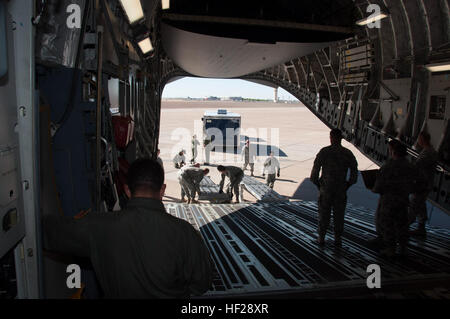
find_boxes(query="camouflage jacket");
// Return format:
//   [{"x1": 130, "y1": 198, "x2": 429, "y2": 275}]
[
  {"x1": 310, "y1": 144, "x2": 358, "y2": 190},
  {"x1": 181, "y1": 167, "x2": 206, "y2": 185},
  {"x1": 415, "y1": 147, "x2": 438, "y2": 191},
  {"x1": 219, "y1": 166, "x2": 244, "y2": 190},
  {"x1": 373, "y1": 157, "x2": 425, "y2": 204}
]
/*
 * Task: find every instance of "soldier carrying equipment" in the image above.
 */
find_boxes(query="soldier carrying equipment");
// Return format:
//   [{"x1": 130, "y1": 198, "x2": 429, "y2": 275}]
[
  {"x1": 178, "y1": 166, "x2": 209, "y2": 204},
  {"x1": 217, "y1": 165, "x2": 244, "y2": 203}
]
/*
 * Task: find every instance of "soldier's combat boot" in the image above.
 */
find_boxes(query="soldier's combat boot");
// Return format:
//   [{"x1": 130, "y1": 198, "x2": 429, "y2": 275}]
[
  {"x1": 380, "y1": 246, "x2": 395, "y2": 258},
  {"x1": 334, "y1": 237, "x2": 342, "y2": 248},
  {"x1": 317, "y1": 235, "x2": 325, "y2": 246},
  {"x1": 398, "y1": 245, "x2": 408, "y2": 257},
  {"x1": 367, "y1": 236, "x2": 384, "y2": 249},
  {"x1": 409, "y1": 223, "x2": 426, "y2": 237}
]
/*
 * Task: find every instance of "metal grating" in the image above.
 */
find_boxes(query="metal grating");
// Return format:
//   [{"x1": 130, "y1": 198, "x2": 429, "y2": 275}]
[
  {"x1": 198, "y1": 176, "x2": 229, "y2": 202},
  {"x1": 164, "y1": 201, "x2": 450, "y2": 297},
  {"x1": 241, "y1": 176, "x2": 288, "y2": 203}
]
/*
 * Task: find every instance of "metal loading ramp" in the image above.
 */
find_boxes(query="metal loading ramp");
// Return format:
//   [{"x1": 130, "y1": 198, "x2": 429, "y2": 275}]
[
  {"x1": 198, "y1": 175, "x2": 288, "y2": 203},
  {"x1": 164, "y1": 201, "x2": 450, "y2": 298},
  {"x1": 240, "y1": 175, "x2": 288, "y2": 203},
  {"x1": 198, "y1": 176, "x2": 229, "y2": 202}
]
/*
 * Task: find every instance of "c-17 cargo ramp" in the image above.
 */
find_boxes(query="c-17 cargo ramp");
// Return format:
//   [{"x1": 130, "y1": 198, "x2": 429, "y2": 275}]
[
  {"x1": 198, "y1": 175, "x2": 288, "y2": 203},
  {"x1": 240, "y1": 176, "x2": 288, "y2": 203},
  {"x1": 165, "y1": 201, "x2": 450, "y2": 298},
  {"x1": 198, "y1": 176, "x2": 230, "y2": 203}
]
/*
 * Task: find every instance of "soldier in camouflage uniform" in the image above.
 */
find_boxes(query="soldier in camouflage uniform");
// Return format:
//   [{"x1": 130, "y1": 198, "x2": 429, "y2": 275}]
[
  {"x1": 409, "y1": 131, "x2": 438, "y2": 236},
  {"x1": 310, "y1": 129, "x2": 358, "y2": 247},
  {"x1": 178, "y1": 165, "x2": 209, "y2": 204},
  {"x1": 241, "y1": 140, "x2": 256, "y2": 176},
  {"x1": 372, "y1": 139, "x2": 424, "y2": 257},
  {"x1": 218, "y1": 165, "x2": 244, "y2": 203}
]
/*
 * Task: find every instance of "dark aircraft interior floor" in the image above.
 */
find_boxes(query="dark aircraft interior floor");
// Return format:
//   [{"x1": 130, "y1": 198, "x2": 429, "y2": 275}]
[{"x1": 164, "y1": 201, "x2": 450, "y2": 298}]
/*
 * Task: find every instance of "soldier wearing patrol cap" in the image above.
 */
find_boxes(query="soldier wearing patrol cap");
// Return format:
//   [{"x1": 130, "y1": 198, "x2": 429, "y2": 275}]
[{"x1": 310, "y1": 128, "x2": 358, "y2": 247}]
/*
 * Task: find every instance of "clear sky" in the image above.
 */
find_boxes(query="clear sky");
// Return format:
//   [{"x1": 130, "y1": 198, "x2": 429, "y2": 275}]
[{"x1": 162, "y1": 77, "x2": 298, "y2": 101}]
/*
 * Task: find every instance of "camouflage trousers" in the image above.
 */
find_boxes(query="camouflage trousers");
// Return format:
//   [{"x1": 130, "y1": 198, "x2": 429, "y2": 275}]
[
  {"x1": 178, "y1": 176, "x2": 196, "y2": 200},
  {"x1": 243, "y1": 162, "x2": 254, "y2": 175},
  {"x1": 266, "y1": 174, "x2": 276, "y2": 189},
  {"x1": 409, "y1": 191, "x2": 429, "y2": 225},
  {"x1": 228, "y1": 173, "x2": 244, "y2": 201},
  {"x1": 375, "y1": 197, "x2": 409, "y2": 248},
  {"x1": 191, "y1": 148, "x2": 198, "y2": 163},
  {"x1": 318, "y1": 188, "x2": 347, "y2": 239}
]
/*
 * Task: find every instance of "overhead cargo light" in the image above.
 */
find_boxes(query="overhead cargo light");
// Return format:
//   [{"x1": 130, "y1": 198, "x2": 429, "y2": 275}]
[
  {"x1": 356, "y1": 12, "x2": 388, "y2": 26},
  {"x1": 425, "y1": 62, "x2": 450, "y2": 73},
  {"x1": 161, "y1": 0, "x2": 170, "y2": 10},
  {"x1": 138, "y1": 37, "x2": 153, "y2": 54},
  {"x1": 119, "y1": 0, "x2": 144, "y2": 24}
]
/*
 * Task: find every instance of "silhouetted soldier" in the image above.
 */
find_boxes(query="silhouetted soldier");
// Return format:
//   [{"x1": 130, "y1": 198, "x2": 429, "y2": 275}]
[
  {"x1": 44, "y1": 159, "x2": 213, "y2": 298},
  {"x1": 218, "y1": 165, "x2": 244, "y2": 203},
  {"x1": 310, "y1": 129, "x2": 358, "y2": 247},
  {"x1": 409, "y1": 131, "x2": 438, "y2": 236},
  {"x1": 372, "y1": 139, "x2": 424, "y2": 257}
]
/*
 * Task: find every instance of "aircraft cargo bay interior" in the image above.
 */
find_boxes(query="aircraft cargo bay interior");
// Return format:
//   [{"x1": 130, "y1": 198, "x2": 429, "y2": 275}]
[{"x1": 0, "y1": 0, "x2": 450, "y2": 302}]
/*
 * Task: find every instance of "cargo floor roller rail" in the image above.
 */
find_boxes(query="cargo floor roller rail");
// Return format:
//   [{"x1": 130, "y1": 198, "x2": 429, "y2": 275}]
[{"x1": 165, "y1": 201, "x2": 450, "y2": 298}]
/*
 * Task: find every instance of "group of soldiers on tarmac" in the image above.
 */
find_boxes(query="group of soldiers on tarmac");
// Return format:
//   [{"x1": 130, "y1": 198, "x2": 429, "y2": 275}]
[{"x1": 310, "y1": 128, "x2": 438, "y2": 257}]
